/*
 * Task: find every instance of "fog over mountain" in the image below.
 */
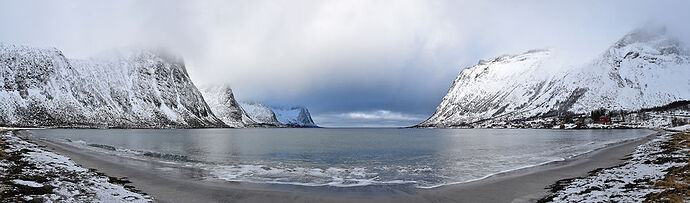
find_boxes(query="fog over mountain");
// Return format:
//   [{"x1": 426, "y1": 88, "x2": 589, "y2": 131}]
[{"x1": 2, "y1": 0, "x2": 689, "y2": 127}]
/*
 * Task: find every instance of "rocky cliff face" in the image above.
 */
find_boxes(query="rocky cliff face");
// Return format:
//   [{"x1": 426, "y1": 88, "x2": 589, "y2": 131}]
[
  {"x1": 418, "y1": 26, "x2": 690, "y2": 127},
  {"x1": 0, "y1": 43, "x2": 225, "y2": 128},
  {"x1": 199, "y1": 85, "x2": 257, "y2": 127}
]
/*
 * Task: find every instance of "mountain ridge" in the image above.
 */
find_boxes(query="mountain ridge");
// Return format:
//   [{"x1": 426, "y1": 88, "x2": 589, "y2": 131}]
[
  {"x1": 0, "y1": 43, "x2": 226, "y2": 128},
  {"x1": 198, "y1": 84, "x2": 258, "y2": 128},
  {"x1": 417, "y1": 26, "x2": 690, "y2": 128},
  {"x1": 239, "y1": 101, "x2": 319, "y2": 127}
]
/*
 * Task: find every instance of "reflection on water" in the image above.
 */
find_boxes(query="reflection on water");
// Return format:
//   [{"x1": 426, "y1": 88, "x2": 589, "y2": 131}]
[{"x1": 29, "y1": 128, "x2": 653, "y2": 188}]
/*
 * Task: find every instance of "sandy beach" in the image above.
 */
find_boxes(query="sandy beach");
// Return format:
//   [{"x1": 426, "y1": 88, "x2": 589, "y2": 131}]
[{"x1": 18, "y1": 130, "x2": 657, "y2": 203}]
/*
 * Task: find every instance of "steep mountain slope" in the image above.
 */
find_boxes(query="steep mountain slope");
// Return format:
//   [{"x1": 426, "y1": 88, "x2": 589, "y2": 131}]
[
  {"x1": 199, "y1": 85, "x2": 256, "y2": 127},
  {"x1": 418, "y1": 26, "x2": 690, "y2": 127},
  {"x1": 239, "y1": 101, "x2": 283, "y2": 126},
  {"x1": 272, "y1": 106, "x2": 318, "y2": 127},
  {"x1": 568, "y1": 26, "x2": 690, "y2": 112},
  {"x1": 0, "y1": 43, "x2": 226, "y2": 128}
]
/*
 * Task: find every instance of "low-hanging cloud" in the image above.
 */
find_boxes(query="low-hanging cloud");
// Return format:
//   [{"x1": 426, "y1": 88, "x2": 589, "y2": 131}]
[
  {"x1": 1, "y1": 0, "x2": 689, "y2": 127},
  {"x1": 314, "y1": 110, "x2": 426, "y2": 127},
  {"x1": 346, "y1": 110, "x2": 423, "y2": 121}
]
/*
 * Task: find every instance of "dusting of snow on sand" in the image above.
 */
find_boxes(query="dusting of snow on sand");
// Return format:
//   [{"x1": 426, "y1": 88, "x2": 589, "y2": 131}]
[
  {"x1": 669, "y1": 124, "x2": 690, "y2": 132},
  {"x1": 11, "y1": 179, "x2": 44, "y2": 188},
  {"x1": 543, "y1": 132, "x2": 686, "y2": 202},
  {"x1": 0, "y1": 131, "x2": 151, "y2": 202}
]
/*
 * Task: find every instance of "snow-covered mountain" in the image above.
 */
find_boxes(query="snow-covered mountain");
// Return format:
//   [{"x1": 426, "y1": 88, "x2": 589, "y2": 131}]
[
  {"x1": 198, "y1": 85, "x2": 257, "y2": 127},
  {"x1": 0, "y1": 43, "x2": 226, "y2": 128},
  {"x1": 272, "y1": 106, "x2": 318, "y2": 127},
  {"x1": 417, "y1": 26, "x2": 690, "y2": 127},
  {"x1": 239, "y1": 101, "x2": 283, "y2": 126},
  {"x1": 239, "y1": 101, "x2": 318, "y2": 127}
]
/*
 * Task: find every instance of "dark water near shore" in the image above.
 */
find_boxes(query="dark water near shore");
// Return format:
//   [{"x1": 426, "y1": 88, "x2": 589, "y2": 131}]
[{"x1": 28, "y1": 128, "x2": 653, "y2": 188}]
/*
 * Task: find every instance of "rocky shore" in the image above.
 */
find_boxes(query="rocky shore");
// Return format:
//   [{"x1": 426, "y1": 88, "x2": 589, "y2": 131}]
[{"x1": 0, "y1": 130, "x2": 151, "y2": 202}]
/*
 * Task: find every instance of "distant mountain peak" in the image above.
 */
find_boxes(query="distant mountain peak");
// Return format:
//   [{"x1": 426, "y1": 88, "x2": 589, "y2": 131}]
[
  {"x1": 237, "y1": 101, "x2": 318, "y2": 128},
  {"x1": 477, "y1": 49, "x2": 550, "y2": 65},
  {"x1": 238, "y1": 101, "x2": 283, "y2": 126},
  {"x1": 199, "y1": 84, "x2": 256, "y2": 128},
  {"x1": 271, "y1": 105, "x2": 318, "y2": 127},
  {"x1": 614, "y1": 24, "x2": 674, "y2": 48}
]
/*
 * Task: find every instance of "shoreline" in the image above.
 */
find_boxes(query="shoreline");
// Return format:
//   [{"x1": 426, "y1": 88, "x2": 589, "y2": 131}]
[
  {"x1": 415, "y1": 132, "x2": 652, "y2": 190},
  {"x1": 0, "y1": 130, "x2": 151, "y2": 202},
  {"x1": 417, "y1": 133, "x2": 657, "y2": 202},
  {"x1": 539, "y1": 131, "x2": 688, "y2": 202},
  {"x1": 17, "y1": 129, "x2": 658, "y2": 202}
]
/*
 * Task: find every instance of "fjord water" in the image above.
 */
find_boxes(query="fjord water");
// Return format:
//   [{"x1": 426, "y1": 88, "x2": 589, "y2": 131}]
[{"x1": 28, "y1": 128, "x2": 652, "y2": 188}]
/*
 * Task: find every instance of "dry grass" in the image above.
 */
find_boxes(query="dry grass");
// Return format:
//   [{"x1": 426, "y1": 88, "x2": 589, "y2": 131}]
[
  {"x1": 0, "y1": 130, "x2": 8, "y2": 160},
  {"x1": 0, "y1": 130, "x2": 10, "y2": 195},
  {"x1": 645, "y1": 133, "x2": 690, "y2": 203},
  {"x1": 0, "y1": 142, "x2": 7, "y2": 160}
]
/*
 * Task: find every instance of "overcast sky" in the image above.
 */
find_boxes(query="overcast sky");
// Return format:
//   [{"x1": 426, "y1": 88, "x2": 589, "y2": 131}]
[{"x1": 2, "y1": 0, "x2": 689, "y2": 127}]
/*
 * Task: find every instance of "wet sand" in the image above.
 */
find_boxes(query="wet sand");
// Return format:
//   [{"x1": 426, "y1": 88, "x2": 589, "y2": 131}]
[{"x1": 21, "y1": 130, "x2": 656, "y2": 203}]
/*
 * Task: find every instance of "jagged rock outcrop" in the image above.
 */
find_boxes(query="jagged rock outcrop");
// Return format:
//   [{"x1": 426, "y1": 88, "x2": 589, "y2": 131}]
[{"x1": 0, "y1": 43, "x2": 226, "y2": 128}]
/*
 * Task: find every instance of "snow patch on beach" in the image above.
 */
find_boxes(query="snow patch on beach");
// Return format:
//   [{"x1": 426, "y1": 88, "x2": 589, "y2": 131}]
[
  {"x1": 544, "y1": 132, "x2": 686, "y2": 202},
  {"x1": 0, "y1": 131, "x2": 152, "y2": 202},
  {"x1": 12, "y1": 179, "x2": 44, "y2": 187},
  {"x1": 669, "y1": 124, "x2": 690, "y2": 132}
]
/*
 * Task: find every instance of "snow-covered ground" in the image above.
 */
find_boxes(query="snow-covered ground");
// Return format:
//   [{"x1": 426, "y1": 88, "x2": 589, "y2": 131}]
[
  {"x1": 669, "y1": 124, "x2": 690, "y2": 132},
  {"x1": 541, "y1": 132, "x2": 689, "y2": 202},
  {"x1": 0, "y1": 131, "x2": 152, "y2": 202}
]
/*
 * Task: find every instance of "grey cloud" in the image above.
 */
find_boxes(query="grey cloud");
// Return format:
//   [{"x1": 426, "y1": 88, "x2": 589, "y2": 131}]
[
  {"x1": 313, "y1": 110, "x2": 426, "y2": 128},
  {"x1": 2, "y1": 0, "x2": 689, "y2": 126}
]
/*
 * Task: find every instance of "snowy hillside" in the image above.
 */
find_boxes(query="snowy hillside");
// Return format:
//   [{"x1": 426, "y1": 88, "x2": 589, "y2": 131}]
[
  {"x1": 239, "y1": 101, "x2": 283, "y2": 126},
  {"x1": 0, "y1": 43, "x2": 226, "y2": 128},
  {"x1": 418, "y1": 26, "x2": 690, "y2": 127},
  {"x1": 199, "y1": 85, "x2": 256, "y2": 127},
  {"x1": 272, "y1": 106, "x2": 318, "y2": 127}
]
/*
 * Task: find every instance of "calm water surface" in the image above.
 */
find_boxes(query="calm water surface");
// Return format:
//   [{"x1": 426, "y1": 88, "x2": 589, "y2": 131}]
[{"x1": 28, "y1": 128, "x2": 653, "y2": 188}]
